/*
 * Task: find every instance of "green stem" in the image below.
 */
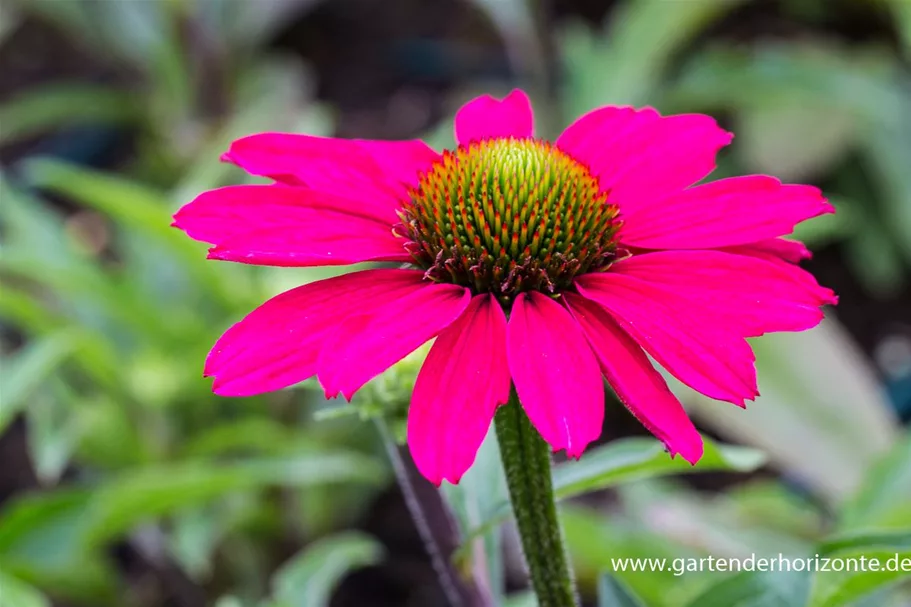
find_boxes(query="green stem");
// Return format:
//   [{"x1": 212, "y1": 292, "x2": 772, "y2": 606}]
[{"x1": 495, "y1": 389, "x2": 578, "y2": 607}]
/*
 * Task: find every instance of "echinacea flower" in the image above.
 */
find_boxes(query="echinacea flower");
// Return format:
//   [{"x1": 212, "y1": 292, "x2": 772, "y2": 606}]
[{"x1": 173, "y1": 90, "x2": 836, "y2": 486}]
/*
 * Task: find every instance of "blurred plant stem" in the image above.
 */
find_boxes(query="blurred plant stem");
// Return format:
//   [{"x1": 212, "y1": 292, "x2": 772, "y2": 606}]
[
  {"x1": 374, "y1": 416, "x2": 469, "y2": 607},
  {"x1": 495, "y1": 391, "x2": 577, "y2": 607}
]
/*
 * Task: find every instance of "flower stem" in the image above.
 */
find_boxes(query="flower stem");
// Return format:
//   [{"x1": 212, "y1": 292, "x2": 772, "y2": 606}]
[
  {"x1": 494, "y1": 389, "x2": 578, "y2": 607},
  {"x1": 374, "y1": 416, "x2": 465, "y2": 607}
]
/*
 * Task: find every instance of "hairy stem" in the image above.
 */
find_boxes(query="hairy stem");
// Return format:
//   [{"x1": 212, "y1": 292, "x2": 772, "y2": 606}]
[{"x1": 494, "y1": 390, "x2": 577, "y2": 606}]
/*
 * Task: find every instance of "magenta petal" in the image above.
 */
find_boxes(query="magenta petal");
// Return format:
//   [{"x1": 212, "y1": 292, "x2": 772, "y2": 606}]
[
  {"x1": 557, "y1": 108, "x2": 730, "y2": 209},
  {"x1": 565, "y1": 293, "x2": 703, "y2": 464},
  {"x1": 173, "y1": 185, "x2": 408, "y2": 267},
  {"x1": 356, "y1": 139, "x2": 441, "y2": 191},
  {"x1": 205, "y1": 269, "x2": 427, "y2": 397},
  {"x1": 607, "y1": 251, "x2": 836, "y2": 336},
  {"x1": 621, "y1": 176, "x2": 835, "y2": 249},
  {"x1": 507, "y1": 292, "x2": 604, "y2": 458},
  {"x1": 598, "y1": 114, "x2": 732, "y2": 209},
  {"x1": 556, "y1": 106, "x2": 660, "y2": 165},
  {"x1": 723, "y1": 238, "x2": 813, "y2": 263},
  {"x1": 408, "y1": 295, "x2": 511, "y2": 485},
  {"x1": 318, "y1": 284, "x2": 472, "y2": 400},
  {"x1": 454, "y1": 89, "x2": 534, "y2": 145},
  {"x1": 222, "y1": 133, "x2": 404, "y2": 212},
  {"x1": 576, "y1": 273, "x2": 758, "y2": 406}
]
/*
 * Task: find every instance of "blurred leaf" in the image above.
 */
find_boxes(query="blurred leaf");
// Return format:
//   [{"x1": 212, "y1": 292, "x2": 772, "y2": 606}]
[
  {"x1": 883, "y1": 0, "x2": 911, "y2": 53},
  {"x1": 561, "y1": 0, "x2": 745, "y2": 116},
  {"x1": 170, "y1": 507, "x2": 221, "y2": 579},
  {"x1": 20, "y1": 158, "x2": 237, "y2": 305},
  {"x1": 684, "y1": 570, "x2": 812, "y2": 607},
  {"x1": 503, "y1": 591, "x2": 536, "y2": 607},
  {"x1": 181, "y1": 419, "x2": 315, "y2": 457},
  {"x1": 820, "y1": 530, "x2": 911, "y2": 556},
  {"x1": 619, "y1": 480, "x2": 815, "y2": 564},
  {"x1": 0, "y1": 1, "x2": 21, "y2": 45},
  {"x1": 461, "y1": 436, "x2": 765, "y2": 556},
  {"x1": 172, "y1": 56, "x2": 330, "y2": 201},
  {"x1": 268, "y1": 532, "x2": 383, "y2": 607},
  {"x1": 0, "y1": 568, "x2": 51, "y2": 607},
  {"x1": 686, "y1": 319, "x2": 898, "y2": 502},
  {"x1": 442, "y1": 428, "x2": 507, "y2": 604},
  {"x1": 598, "y1": 573, "x2": 647, "y2": 607},
  {"x1": 860, "y1": 119, "x2": 911, "y2": 266},
  {"x1": 844, "y1": 211, "x2": 908, "y2": 296},
  {"x1": 20, "y1": 158, "x2": 190, "y2": 248},
  {"x1": 554, "y1": 436, "x2": 766, "y2": 500},
  {"x1": 467, "y1": 0, "x2": 545, "y2": 101},
  {"x1": 561, "y1": 505, "x2": 707, "y2": 607},
  {"x1": 839, "y1": 434, "x2": 911, "y2": 534},
  {"x1": 737, "y1": 103, "x2": 855, "y2": 182},
  {"x1": 25, "y1": 384, "x2": 80, "y2": 484},
  {"x1": 0, "y1": 332, "x2": 80, "y2": 434},
  {"x1": 808, "y1": 547, "x2": 911, "y2": 607},
  {"x1": 0, "y1": 84, "x2": 138, "y2": 145},
  {"x1": 202, "y1": 0, "x2": 324, "y2": 50},
  {"x1": 1, "y1": 179, "x2": 171, "y2": 343},
  {"x1": 80, "y1": 453, "x2": 387, "y2": 546},
  {"x1": 670, "y1": 44, "x2": 903, "y2": 118},
  {"x1": 0, "y1": 490, "x2": 117, "y2": 602}
]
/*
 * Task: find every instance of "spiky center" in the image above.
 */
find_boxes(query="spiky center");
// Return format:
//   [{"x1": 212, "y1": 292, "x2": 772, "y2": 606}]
[{"x1": 397, "y1": 138, "x2": 622, "y2": 304}]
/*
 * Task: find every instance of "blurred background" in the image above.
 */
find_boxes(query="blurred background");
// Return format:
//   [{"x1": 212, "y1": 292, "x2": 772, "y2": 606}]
[{"x1": 1, "y1": 0, "x2": 910, "y2": 606}]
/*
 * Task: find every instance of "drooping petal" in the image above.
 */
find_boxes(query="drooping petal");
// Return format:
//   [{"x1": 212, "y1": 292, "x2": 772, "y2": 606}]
[
  {"x1": 454, "y1": 89, "x2": 534, "y2": 145},
  {"x1": 606, "y1": 250, "x2": 836, "y2": 336},
  {"x1": 221, "y1": 133, "x2": 406, "y2": 213},
  {"x1": 408, "y1": 295, "x2": 511, "y2": 485},
  {"x1": 173, "y1": 185, "x2": 409, "y2": 267},
  {"x1": 205, "y1": 269, "x2": 427, "y2": 397},
  {"x1": 356, "y1": 139, "x2": 441, "y2": 190},
  {"x1": 722, "y1": 238, "x2": 813, "y2": 263},
  {"x1": 557, "y1": 108, "x2": 731, "y2": 209},
  {"x1": 564, "y1": 293, "x2": 703, "y2": 463},
  {"x1": 506, "y1": 291, "x2": 604, "y2": 457},
  {"x1": 318, "y1": 284, "x2": 472, "y2": 400},
  {"x1": 575, "y1": 273, "x2": 758, "y2": 406},
  {"x1": 620, "y1": 176, "x2": 835, "y2": 249}
]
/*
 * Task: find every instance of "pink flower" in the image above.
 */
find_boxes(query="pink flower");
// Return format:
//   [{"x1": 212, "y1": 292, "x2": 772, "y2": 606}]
[{"x1": 173, "y1": 90, "x2": 836, "y2": 485}]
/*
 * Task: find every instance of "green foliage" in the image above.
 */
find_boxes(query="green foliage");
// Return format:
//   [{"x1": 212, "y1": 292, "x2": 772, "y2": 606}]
[
  {"x1": 598, "y1": 574, "x2": 648, "y2": 607},
  {"x1": 553, "y1": 436, "x2": 767, "y2": 500},
  {"x1": 265, "y1": 532, "x2": 384, "y2": 607}
]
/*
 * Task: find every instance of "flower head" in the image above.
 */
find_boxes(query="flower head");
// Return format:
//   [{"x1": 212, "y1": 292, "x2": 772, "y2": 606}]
[{"x1": 174, "y1": 90, "x2": 836, "y2": 485}]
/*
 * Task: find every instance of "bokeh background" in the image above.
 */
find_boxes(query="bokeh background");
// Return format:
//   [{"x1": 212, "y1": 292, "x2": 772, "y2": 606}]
[{"x1": 1, "y1": 1, "x2": 910, "y2": 606}]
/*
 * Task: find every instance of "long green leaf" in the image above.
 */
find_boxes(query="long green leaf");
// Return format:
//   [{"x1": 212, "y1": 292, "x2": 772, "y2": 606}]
[
  {"x1": 839, "y1": 434, "x2": 911, "y2": 534},
  {"x1": 268, "y1": 532, "x2": 384, "y2": 607},
  {"x1": 0, "y1": 333, "x2": 81, "y2": 433},
  {"x1": 808, "y1": 547, "x2": 911, "y2": 607},
  {"x1": 460, "y1": 436, "x2": 765, "y2": 551},
  {"x1": 0, "y1": 568, "x2": 51, "y2": 607},
  {"x1": 554, "y1": 436, "x2": 766, "y2": 500},
  {"x1": 79, "y1": 454, "x2": 387, "y2": 546},
  {"x1": 685, "y1": 320, "x2": 898, "y2": 502},
  {"x1": 561, "y1": 0, "x2": 745, "y2": 116},
  {"x1": 598, "y1": 574, "x2": 648, "y2": 607},
  {"x1": 684, "y1": 570, "x2": 812, "y2": 607},
  {"x1": 20, "y1": 158, "x2": 238, "y2": 305},
  {"x1": 0, "y1": 84, "x2": 137, "y2": 145},
  {"x1": 441, "y1": 428, "x2": 507, "y2": 604}
]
